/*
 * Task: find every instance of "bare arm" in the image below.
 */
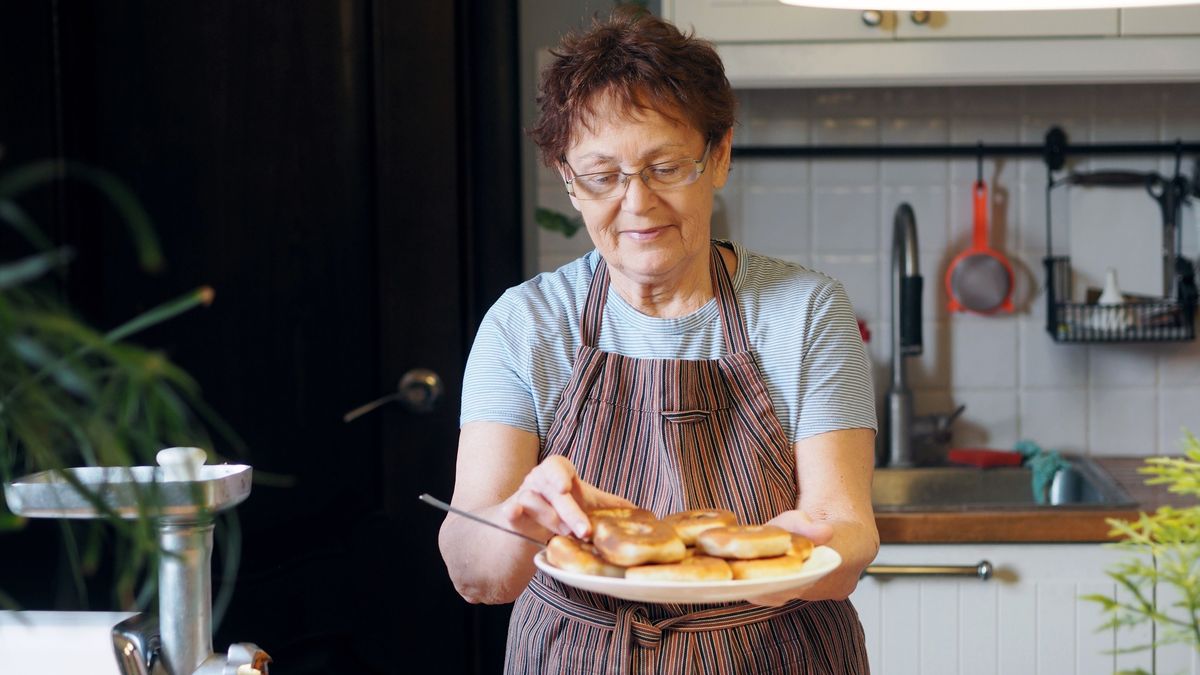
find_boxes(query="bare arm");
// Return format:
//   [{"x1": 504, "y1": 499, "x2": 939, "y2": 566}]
[
  {"x1": 756, "y1": 427, "x2": 879, "y2": 604},
  {"x1": 438, "y1": 421, "x2": 633, "y2": 604}
]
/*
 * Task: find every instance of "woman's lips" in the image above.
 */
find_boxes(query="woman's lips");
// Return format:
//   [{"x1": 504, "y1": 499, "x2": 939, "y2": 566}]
[{"x1": 622, "y1": 225, "x2": 670, "y2": 241}]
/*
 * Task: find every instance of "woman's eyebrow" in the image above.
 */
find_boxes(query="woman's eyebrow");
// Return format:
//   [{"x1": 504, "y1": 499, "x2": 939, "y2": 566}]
[{"x1": 574, "y1": 142, "x2": 688, "y2": 167}]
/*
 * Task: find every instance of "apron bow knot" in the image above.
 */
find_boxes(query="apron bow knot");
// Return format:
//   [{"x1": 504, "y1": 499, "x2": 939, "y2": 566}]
[{"x1": 614, "y1": 604, "x2": 665, "y2": 649}]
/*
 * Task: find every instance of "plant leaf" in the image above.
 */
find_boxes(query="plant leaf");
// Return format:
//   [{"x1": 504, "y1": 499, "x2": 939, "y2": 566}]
[
  {"x1": 0, "y1": 249, "x2": 74, "y2": 290},
  {"x1": 0, "y1": 199, "x2": 54, "y2": 251},
  {"x1": 8, "y1": 334, "x2": 96, "y2": 400},
  {"x1": 0, "y1": 160, "x2": 163, "y2": 273},
  {"x1": 535, "y1": 207, "x2": 583, "y2": 238}
]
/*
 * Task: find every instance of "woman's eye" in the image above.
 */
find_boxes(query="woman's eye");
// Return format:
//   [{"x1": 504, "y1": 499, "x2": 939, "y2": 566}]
[
  {"x1": 582, "y1": 173, "x2": 617, "y2": 187},
  {"x1": 651, "y1": 163, "x2": 683, "y2": 178}
]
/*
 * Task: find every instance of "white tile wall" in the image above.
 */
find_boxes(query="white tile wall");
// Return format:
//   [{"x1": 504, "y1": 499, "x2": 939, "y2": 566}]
[{"x1": 529, "y1": 83, "x2": 1200, "y2": 456}]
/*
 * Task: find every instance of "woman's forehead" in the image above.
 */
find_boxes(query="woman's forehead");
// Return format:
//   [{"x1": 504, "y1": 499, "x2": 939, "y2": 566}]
[{"x1": 566, "y1": 96, "x2": 701, "y2": 161}]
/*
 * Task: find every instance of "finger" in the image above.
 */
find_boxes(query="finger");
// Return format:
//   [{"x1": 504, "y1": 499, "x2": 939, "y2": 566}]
[
  {"x1": 790, "y1": 521, "x2": 834, "y2": 546},
  {"x1": 524, "y1": 458, "x2": 592, "y2": 537},
  {"x1": 745, "y1": 591, "x2": 791, "y2": 608},
  {"x1": 768, "y1": 511, "x2": 835, "y2": 546},
  {"x1": 548, "y1": 490, "x2": 590, "y2": 539},
  {"x1": 526, "y1": 456, "x2": 579, "y2": 496},
  {"x1": 515, "y1": 489, "x2": 573, "y2": 537},
  {"x1": 583, "y1": 485, "x2": 636, "y2": 510}
]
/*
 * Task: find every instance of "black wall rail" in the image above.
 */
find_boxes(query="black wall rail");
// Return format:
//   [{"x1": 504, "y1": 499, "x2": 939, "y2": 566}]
[{"x1": 732, "y1": 126, "x2": 1200, "y2": 176}]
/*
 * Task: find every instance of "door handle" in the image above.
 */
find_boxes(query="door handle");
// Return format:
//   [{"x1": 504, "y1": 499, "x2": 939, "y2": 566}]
[
  {"x1": 864, "y1": 561, "x2": 993, "y2": 580},
  {"x1": 343, "y1": 368, "x2": 445, "y2": 421},
  {"x1": 396, "y1": 368, "x2": 444, "y2": 413}
]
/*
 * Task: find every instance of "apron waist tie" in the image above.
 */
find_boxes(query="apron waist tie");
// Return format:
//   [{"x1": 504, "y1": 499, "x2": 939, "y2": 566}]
[{"x1": 528, "y1": 576, "x2": 807, "y2": 673}]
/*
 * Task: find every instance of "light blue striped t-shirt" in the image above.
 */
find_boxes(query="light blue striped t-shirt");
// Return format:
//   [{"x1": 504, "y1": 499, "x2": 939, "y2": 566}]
[{"x1": 460, "y1": 240, "x2": 877, "y2": 445}]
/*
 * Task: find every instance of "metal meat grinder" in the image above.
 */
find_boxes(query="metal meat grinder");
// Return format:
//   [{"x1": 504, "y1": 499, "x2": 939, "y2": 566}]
[{"x1": 3, "y1": 447, "x2": 269, "y2": 674}]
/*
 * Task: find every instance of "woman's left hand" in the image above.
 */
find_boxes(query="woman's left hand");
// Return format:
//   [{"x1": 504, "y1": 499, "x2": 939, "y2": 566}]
[{"x1": 744, "y1": 509, "x2": 834, "y2": 607}]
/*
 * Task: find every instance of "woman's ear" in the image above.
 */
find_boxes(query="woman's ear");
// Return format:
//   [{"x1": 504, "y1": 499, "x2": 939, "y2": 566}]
[{"x1": 711, "y1": 128, "x2": 734, "y2": 190}]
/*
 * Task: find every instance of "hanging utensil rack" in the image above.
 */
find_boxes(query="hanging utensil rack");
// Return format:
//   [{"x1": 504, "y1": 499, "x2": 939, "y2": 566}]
[
  {"x1": 1043, "y1": 166, "x2": 1196, "y2": 343},
  {"x1": 730, "y1": 126, "x2": 1199, "y2": 343}
]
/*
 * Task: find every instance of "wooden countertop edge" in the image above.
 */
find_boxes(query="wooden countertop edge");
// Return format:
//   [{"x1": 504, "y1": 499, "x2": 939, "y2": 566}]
[
  {"x1": 872, "y1": 457, "x2": 1197, "y2": 543},
  {"x1": 875, "y1": 508, "x2": 1143, "y2": 543}
]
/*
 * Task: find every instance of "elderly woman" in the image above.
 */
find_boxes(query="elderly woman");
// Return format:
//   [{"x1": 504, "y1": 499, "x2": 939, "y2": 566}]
[{"x1": 439, "y1": 8, "x2": 878, "y2": 674}]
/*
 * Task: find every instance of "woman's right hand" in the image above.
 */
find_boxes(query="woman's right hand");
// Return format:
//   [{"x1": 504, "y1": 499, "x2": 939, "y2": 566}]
[{"x1": 498, "y1": 455, "x2": 634, "y2": 542}]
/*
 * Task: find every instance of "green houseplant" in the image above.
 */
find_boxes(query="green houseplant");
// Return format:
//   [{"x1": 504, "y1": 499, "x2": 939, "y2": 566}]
[
  {"x1": 0, "y1": 154, "x2": 243, "y2": 621},
  {"x1": 1085, "y1": 430, "x2": 1200, "y2": 674}
]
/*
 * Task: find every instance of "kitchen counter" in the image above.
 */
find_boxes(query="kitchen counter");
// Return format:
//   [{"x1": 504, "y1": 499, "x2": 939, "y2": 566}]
[{"x1": 875, "y1": 457, "x2": 1194, "y2": 543}]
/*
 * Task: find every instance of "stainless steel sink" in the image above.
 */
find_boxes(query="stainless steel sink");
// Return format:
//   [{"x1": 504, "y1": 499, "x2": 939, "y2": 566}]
[{"x1": 872, "y1": 457, "x2": 1136, "y2": 511}]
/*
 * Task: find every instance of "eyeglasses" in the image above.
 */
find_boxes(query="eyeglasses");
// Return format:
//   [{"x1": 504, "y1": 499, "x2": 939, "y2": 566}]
[{"x1": 562, "y1": 141, "x2": 713, "y2": 201}]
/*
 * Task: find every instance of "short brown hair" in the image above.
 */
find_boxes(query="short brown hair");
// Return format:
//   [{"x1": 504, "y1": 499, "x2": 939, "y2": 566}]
[{"x1": 529, "y1": 7, "x2": 736, "y2": 167}]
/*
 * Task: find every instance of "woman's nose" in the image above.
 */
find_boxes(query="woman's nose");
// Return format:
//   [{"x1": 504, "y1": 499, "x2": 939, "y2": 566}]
[{"x1": 621, "y1": 172, "x2": 656, "y2": 212}]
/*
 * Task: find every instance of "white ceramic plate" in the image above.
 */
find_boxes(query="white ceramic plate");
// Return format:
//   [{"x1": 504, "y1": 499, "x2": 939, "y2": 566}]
[{"x1": 533, "y1": 545, "x2": 841, "y2": 604}]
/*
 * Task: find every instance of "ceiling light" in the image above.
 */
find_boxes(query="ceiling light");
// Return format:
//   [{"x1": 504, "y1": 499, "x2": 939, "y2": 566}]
[{"x1": 779, "y1": 1, "x2": 1200, "y2": 10}]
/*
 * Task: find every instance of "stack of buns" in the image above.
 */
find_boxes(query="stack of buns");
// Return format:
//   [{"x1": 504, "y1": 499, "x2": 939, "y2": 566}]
[{"x1": 544, "y1": 507, "x2": 814, "y2": 582}]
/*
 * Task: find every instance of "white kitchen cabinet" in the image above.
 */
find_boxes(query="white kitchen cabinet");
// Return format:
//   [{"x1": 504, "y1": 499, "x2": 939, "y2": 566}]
[
  {"x1": 670, "y1": 0, "x2": 892, "y2": 43},
  {"x1": 848, "y1": 543, "x2": 1152, "y2": 675},
  {"x1": 893, "y1": 10, "x2": 1116, "y2": 39},
  {"x1": 661, "y1": 0, "x2": 1200, "y2": 88},
  {"x1": 668, "y1": 1, "x2": 1119, "y2": 41},
  {"x1": 1122, "y1": 6, "x2": 1200, "y2": 35}
]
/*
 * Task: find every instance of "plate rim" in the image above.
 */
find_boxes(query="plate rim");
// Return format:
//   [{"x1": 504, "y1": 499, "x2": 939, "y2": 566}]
[{"x1": 533, "y1": 545, "x2": 841, "y2": 599}]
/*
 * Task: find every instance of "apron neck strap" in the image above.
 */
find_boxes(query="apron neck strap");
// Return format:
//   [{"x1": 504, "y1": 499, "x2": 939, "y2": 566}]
[
  {"x1": 710, "y1": 243, "x2": 751, "y2": 354},
  {"x1": 581, "y1": 255, "x2": 611, "y2": 347},
  {"x1": 581, "y1": 243, "x2": 751, "y2": 353}
]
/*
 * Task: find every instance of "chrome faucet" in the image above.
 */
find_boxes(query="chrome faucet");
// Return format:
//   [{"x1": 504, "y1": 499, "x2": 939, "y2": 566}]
[{"x1": 887, "y1": 204, "x2": 923, "y2": 467}]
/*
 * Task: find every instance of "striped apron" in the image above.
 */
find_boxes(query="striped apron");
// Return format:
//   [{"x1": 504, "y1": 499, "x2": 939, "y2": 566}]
[{"x1": 505, "y1": 244, "x2": 869, "y2": 675}]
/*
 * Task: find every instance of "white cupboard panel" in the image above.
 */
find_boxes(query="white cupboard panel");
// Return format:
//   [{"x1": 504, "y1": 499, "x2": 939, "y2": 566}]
[
  {"x1": 667, "y1": 1, "x2": 893, "y2": 43},
  {"x1": 1122, "y1": 6, "x2": 1200, "y2": 35},
  {"x1": 997, "y1": 577, "x2": 1038, "y2": 675},
  {"x1": 1156, "y1": 581, "x2": 1200, "y2": 674},
  {"x1": 1076, "y1": 581, "x2": 1117, "y2": 675},
  {"x1": 919, "y1": 583, "x2": 959, "y2": 674},
  {"x1": 894, "y1": 10, "x2": 1117, "y2": 39},
  {"x1": 959, "y1": 582, "x2": 999, "y2": 675},
  {"x1": 852, "y1": 579, "x2": 883, "y2": 671},
  {"x1": 1037, "y1": 582, "x2": 1080, "y2": 674},
  {"x1": 854, "y1": 544, "x2": 1128, "y2": 675},
  {"x1": 1114, "y1": 580, "x2": 1155, "y2": 674},
  {"x1": 880, "y1": 581, "x2": 922, "y2": 675}
]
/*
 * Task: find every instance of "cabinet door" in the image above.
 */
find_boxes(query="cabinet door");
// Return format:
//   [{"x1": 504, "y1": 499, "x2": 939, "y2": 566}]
[
  {"x1": 849, "y1": 544, "x2": 1133, "y2": 675},
  {"x1": 894, "y1": 10, "x2": 1117, "y2": 39},
  {"x1": 1153, "y1": 579, "x2": 1200, "y2": 675},
  {"x1": 665, "y1": 0, "x2": 894, "y2": 42},
  {"x1": 1121, "y1": 6, "x2": 1200, "y2": 35}
]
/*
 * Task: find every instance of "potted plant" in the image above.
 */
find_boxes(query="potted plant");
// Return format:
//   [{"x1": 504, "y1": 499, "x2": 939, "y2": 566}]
[
  {"x1": 1085, "y1": 430, "x2": 1200, "y2": 674},
  {"x1": 0, "y1": 152, "x2": 242, "y2": 622}
]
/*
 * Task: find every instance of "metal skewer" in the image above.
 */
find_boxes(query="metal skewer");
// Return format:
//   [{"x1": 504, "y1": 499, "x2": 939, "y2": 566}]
[{"x1": 418, "y1": 493, "x2": 547, "y2": 547}]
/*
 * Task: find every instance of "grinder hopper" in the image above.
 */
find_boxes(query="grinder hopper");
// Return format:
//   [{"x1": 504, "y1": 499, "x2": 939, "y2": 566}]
[{"x1": 3, "y1": 447, "x2": 269, "y2": 675}]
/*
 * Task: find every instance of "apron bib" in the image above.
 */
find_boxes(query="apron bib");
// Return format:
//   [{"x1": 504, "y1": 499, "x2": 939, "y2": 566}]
[{"x1": 505, "y1": 244, "x2": 869, "y2": 675}]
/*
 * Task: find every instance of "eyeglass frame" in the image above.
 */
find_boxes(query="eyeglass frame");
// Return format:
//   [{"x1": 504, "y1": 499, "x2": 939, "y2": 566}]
[{"x1": 560, "y1": 140, "x2": 714, "y2": 201}]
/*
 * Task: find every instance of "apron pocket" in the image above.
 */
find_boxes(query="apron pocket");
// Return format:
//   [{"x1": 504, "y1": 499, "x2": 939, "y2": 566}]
[{"x1": 661, "y1": 410, "x2": 710, "y2": 424}]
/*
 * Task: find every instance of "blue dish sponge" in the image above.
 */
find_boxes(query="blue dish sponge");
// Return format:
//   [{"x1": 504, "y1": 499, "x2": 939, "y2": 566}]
[{"x1": 1015, "y1": 440, "x2": 1073, "y2": 505}]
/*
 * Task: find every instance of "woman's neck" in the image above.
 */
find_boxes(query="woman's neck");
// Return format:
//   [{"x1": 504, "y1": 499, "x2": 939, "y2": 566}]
[{"x1": 606, "y1": 246, "x2": 737, "y2": 319}]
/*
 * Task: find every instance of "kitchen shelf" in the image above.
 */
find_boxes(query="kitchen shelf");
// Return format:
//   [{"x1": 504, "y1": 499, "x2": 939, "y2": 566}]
[
  {"x1": 1043, "y1": 169, "x2": 1197, "y2": 344},
  {"x1": 1044, "y1": 256, "x2": 1195, "y2": 343}
]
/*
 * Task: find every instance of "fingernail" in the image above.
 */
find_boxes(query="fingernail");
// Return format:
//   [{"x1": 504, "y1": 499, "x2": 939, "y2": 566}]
[{"x1": 573, "y1": 522, "x2": 589, "y2": 538}]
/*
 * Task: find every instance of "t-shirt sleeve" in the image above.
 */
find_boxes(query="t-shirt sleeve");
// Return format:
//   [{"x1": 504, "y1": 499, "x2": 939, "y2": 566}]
[
  {"x1": 459, "y1": 294, "x2": 539, "y2": 433},
  {"x1": 793, "y1": 280, "x2": 878, "y2": 442}
]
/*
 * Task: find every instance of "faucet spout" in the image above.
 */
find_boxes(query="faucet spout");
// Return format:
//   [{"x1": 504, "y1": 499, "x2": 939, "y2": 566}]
[{"x1": 887, "y1": 203, "x2": 923, "y2": 467}]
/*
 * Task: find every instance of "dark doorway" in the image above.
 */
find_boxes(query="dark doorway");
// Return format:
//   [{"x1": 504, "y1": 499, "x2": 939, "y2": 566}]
[{"x1": 0, "y1": 1, "x2": 521, "y2": 672}]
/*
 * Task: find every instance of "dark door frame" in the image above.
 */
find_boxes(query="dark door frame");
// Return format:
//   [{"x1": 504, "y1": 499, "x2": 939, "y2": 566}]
[{"x1": 373, "y1": 0, "x2": 521, "y2": 671}]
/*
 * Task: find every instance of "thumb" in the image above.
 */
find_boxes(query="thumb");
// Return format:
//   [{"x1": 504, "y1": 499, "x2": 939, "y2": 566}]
[
  {"x1": 768, "y1": 510, "x2": 834, "y2": 546},
  {"x1": 578, "y1": 482, "x2": 636, "y2": 510}
]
